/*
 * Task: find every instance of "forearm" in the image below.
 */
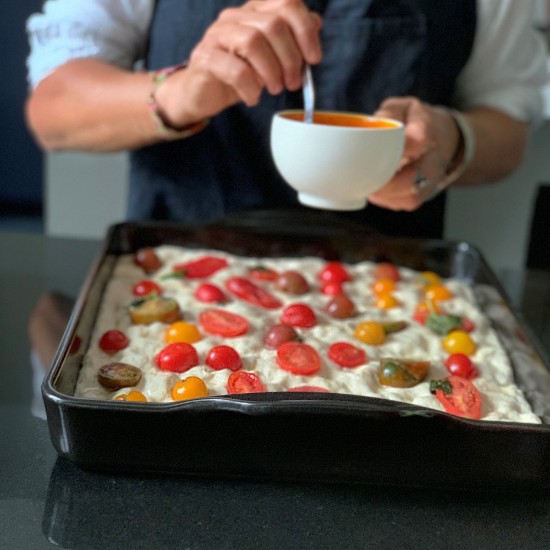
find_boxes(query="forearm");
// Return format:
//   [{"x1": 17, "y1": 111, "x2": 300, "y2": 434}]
[
  {"x1": 25, "y1": 58, "x2": 186, "y2": 152},
  {"x1": 456, "y1": 107, "x2": 529, "y2": 187}
]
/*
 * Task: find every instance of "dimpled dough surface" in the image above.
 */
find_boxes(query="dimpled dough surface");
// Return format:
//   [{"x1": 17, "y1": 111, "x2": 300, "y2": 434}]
[{"x1": 75, "y1": 246, "x2": 541, "y2": 424}]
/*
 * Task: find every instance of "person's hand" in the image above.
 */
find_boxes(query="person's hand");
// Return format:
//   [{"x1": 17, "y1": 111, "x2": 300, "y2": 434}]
[
  {"x1": 155, "y1": 0, "x2": 322, "y2": 128},
  {"x1": 367, "y1": 97, "x2": 461, "y2": 211}
]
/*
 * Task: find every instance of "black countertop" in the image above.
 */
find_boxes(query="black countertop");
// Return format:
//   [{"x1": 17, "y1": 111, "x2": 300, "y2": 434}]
[{"x1": 1, "y1": 230, "x2": 550, "y2": 550}]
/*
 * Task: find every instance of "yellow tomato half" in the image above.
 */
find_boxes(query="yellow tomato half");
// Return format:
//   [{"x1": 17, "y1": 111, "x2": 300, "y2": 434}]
[
  {"x1": 164, "y1": 321, "x2": 202, "y2": 344},
  {"x1": 442, "y1": 330, "x2": 477, "y2": 356},
  {"x1": 354, "y1": 322, "x2": 386, "y2": 345},
  {"x1": 171, "y1": 376, "x2": 208, "y2": 401}
]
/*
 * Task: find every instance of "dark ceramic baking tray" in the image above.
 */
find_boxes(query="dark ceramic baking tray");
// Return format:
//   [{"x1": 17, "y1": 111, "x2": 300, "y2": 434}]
[{"x1": 42, "y1": 211, "x2": 550, "y2": 489}]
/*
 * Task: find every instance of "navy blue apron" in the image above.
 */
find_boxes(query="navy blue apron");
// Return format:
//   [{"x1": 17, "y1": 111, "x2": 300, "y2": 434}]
[{"x1": 129, "y1": 0, "x2": 476, "y2": 238}]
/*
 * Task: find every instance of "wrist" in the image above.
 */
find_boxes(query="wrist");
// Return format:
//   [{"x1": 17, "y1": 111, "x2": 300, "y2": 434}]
[{"x1": 148, "y1": 63, "x2": 209, "y2": 141}]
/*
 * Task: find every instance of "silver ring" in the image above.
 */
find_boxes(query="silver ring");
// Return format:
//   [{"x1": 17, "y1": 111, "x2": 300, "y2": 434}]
[{"x1": 413, "y1": 170, "x2": 433, "y2": 195}]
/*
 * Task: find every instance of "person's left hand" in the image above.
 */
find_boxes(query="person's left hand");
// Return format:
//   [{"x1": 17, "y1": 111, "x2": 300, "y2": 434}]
[{"x1": 367, "y1": 97, "x2": 461, "y2": 211}]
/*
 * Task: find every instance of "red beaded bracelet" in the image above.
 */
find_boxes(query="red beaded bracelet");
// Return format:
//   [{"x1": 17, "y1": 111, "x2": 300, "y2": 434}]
[{"x1": 148, "y1": 63, "x2": 209, "y2": 140}]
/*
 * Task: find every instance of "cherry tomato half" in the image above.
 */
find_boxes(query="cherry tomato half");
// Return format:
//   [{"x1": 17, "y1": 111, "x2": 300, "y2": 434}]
[
  {"x1": 194, "y1": 283, "x2": 227, "y2": 303},
  {"x1": 328, "y1": 342, "x2": 366, "y2": 368},
  {"x1": 225, "y1": 277, "x2": 282, "y2": 309},
  {"x1": 226, "y1": 371, "x2": 266, "y2": 394},
  {"x1": 248, "y1": 266, "x2": 279, "y2": 282},
  {"x1": 430, "y1": 376, "x2": 482, "y2": 419},
  {"x1": 115, "y1": 390, "x2": 148, "y2": 402},
  {"x1": 318, "y1": 262, "x2": 351, "y2": 285},
  {"x1": 156, "y1": 342, "x2": 199, "y2": 373},
  {"x1": 206, "y1": 345, "x2": 242, "y2": 371},
  {"x1": 275, "y1": 271, "x2": 310, "y2": 294},
  {"x1": 371, "y1": 278, "x2": 396, "y2": 296},
  {"x1": 276, "y1": 342, "x2": 321, "y2": 375},
  {"x1": 442, "y1": 330, "x2": 477, "y2": 356},
  {"x1": 444, "y1": 353, "x2": 477, "y2": 379},
  {"x1": 263, "y1": 324, "x2": 300, "y2": 349},
  {"x1": 354, "y1": 322, "x2": 385, "y2": 346},
  {"x1": 134, "y1": 247, "x2": 162, "y2": 273},
  {"x1": 173, "y1": 256, "x2": 228, "y2": 278},
  {"x1": 199, "y1": 309, "x2": 249, "y2": 337},
  {"x1": 164, "y1": 321, "x2": 202, "y2": 344},
  {"x1": 325, "y1": 295, "x2": 356, "y2": 319},
  {"x1": 171, "y1": 376, "x2": 208, "y2": 401},
  {"x1": 425, "y1": 284, "x2": 453, "y2": 302},
  {"x1": 280, "y1": 303, "x2": 317, "y2": 328},
  {"x1": 373, "y1": 262, "x2": 401, "y2": 282},
  {"x1": 132, "y1": 279, "x2": 163, "y2": 297},
  {"x1": 320, "y1": 282, "x2": 345, "y2": 296},
  {"x1": 98, "y1": 329, "x2": 129, "y2": 354}
]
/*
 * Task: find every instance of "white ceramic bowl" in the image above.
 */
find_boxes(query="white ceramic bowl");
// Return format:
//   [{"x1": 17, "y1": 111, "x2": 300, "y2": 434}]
[{"x1": 270, "y1": 110, "x2": 405, "y2": 210}]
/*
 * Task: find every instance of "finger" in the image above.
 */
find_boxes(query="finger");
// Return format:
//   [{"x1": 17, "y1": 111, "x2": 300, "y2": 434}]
[
  {"x1": 190, "y1": 46, "x2": 264, "y2": 107},
  {"x1": 217, "y1": 5, "x2": 319, "y2": 91},
  {"x1": 367, "y1": 164, "x2": 425, "y2": 211},
  {"x1": 211, "y1": 21, "x2": 286, "y2": 94},
  {"x1": 375, "y1": 97, "x2": 437, "y2": 165},
  {"x1": 254, "y1": 0, "x2": 323, "y2": 65}
]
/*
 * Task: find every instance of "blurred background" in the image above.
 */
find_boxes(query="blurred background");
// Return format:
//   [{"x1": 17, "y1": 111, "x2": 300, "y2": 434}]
[{"x1": 2, "y1": 1, "x2": 550, "y2": 305}]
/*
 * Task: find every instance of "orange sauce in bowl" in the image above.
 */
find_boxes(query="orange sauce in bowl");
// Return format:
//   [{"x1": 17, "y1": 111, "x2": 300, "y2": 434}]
[{"x1": 282, "y1": 111, "x2": 399, "y2": 129}]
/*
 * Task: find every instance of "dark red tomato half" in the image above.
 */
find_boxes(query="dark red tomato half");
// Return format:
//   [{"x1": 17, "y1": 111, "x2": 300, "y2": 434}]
[
  {"x1": 327, "y1": 342, "x2": 366, "y2": 368},
  {"x1": 132, "y1": 279, "x2": 163, "y2": 297},
  {"x1": 156, "y1": 342, "x2": 199, "y2": 373},
  {"x1": 199, "y1": 309, "x2": 249, "y2": 337},
  {"x1": 276, "y1": 342, "x2": 321, "y2": 375},
  {"x1": 225, "y1": 277, "x2": 282, "y2": 309},
  {"x1": 134, "y1": 247, "x2": 162, "y2": 273},
  {"x1": 430, "y1": 376, "x2": 482, "y2": 420},
  {"x1": 173, "y1": 256, "x2": 228, "y2": 278},
  {"x1": 98, "y1": 329, "x2": 129, "y2": 354},
  {"x1": 373, "y1": 262, "x2": 401, "y2": 282},
  {"x1": 226, "y1": 371, "x2": 266, "y2": 394}
]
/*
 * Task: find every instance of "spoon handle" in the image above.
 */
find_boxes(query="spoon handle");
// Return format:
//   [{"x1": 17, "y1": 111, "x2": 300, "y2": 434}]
[{"x1": 302, "y1": 65, "x2": 315, "y2": 124}]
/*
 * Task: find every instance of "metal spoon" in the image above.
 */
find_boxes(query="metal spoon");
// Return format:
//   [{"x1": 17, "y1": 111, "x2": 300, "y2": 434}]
[{"x1": 302, "y1": 64, "x2": 315, "y2": 123}]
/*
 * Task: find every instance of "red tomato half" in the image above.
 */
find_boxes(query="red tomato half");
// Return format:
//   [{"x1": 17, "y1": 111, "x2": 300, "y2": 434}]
[
  {"x1": 430, "y1": 376, "x2": 482, "y2": 419},
  {"x1": 276, "y1": 342, "x2": 321, "y2": 375},
  {"x1": 226, "y1": 371, "x2": 266, "y2": 394},
  {"x1": 248, "y1": 266, "x2": 279, "y2": 282},
  {"x1": 199, "y1": 309, "x2": 249, "y2": 337},
  {"x1": 206, "y1": 345, "x2": 242, "y2": 371},
  {"x1": 98, "y1": 329, "x2": 129, "y2": 354},
  {"x1": 225, "y1": 277, "x2": 282, "y2": 309},
  {"x1": 173, "y1": 256, "x2": 228, "y2": 278},
  {"x1": 318, "y1": 262, "x2": 351, "y2": 285},
  {"x1": 132, "y1": 279, "x2": 163, "y2": 297},
  {"x1": 156, "y1": 342, "x2": 199, "y2": 373},
  {"x1": 444, "y1": 353, "x2": 477, "y2": 379},
  {"x1": 280, "y1": 303, "x2": 317, "y2": 328},
  {"x1": 194, "y1": 283, "x2": 226, "y2": 303},
  {"x1": 328, "y1": 342, "x2": 366, "y2": 368}
]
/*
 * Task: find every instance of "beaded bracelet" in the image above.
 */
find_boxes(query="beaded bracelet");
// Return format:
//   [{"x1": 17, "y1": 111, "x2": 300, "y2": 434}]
[{"x1": 148, "y1": 63, "x2": 209, "y2": 141}]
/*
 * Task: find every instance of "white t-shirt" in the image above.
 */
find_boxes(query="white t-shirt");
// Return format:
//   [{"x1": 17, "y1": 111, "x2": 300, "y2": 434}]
[{"x1": 26, "y1": 0, "x2": 549, "y2": 122}]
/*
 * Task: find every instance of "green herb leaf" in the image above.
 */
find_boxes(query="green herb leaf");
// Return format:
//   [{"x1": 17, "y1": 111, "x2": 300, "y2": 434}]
[
  {"x1": 160, "y1": 270, "x2": 186, "y2": 280},
  {"x1": 429, "y1": 379, "x2": 453, "y2": 395},
  {"x1": 426, "y1": 314, "x2": 462, "y2": 336}
]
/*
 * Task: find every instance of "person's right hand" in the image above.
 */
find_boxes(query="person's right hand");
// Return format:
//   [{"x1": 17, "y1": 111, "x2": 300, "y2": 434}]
[{"x1": 155, "y1": 0, "x2": 323, "y2": 128}]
